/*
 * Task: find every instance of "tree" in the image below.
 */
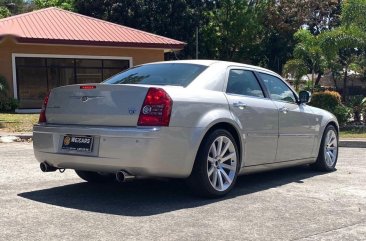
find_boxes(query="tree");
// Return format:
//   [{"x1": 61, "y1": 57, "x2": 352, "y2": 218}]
[
  {"x1": 284, "y1": 0, "x2": 366, "y2": 99},
  {"x1": 283, "y1": 59, "x2": 308, "y2": 91},
  {"x1": 305, "y1": 0, "x2": 342, "y2": 35},
  {"x1": 74, "y1": 0, "x2": 213, "y2": 59},
  {"x1": 32, "y1": 0, "x2": 75, "y2": 11},
  {"x1": 342, "y1": 0, "x2": 366, "y2": 31},
  {"x1": 320, "y1": 26, "x2": 366, "y2": 99},
  {"x1": 0, "y1": 0, "x2": 31, "y2": 16},
  {"x1": 284, "y1": 29, "x2": 326, "y2": 92},
  {"x1": 72, "y1": 0, "x2": 345, "y2": 74},
  {"x1": 258, "y1": 0, "x2": 342, "y2": 73},
  {"x1": 200, "y1": 0, "x2": 264, "y2": 62},
  {"x1": 0, "y1": 6, "x2": 10, "y2": 18},
  {"x1": 319, "y1": 0, "x2": 366, "y2": 100}
]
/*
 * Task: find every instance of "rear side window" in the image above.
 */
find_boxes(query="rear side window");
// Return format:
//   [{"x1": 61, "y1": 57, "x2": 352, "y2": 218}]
[
  {"x1": 103, "y1": 63, "x2": 207, "y2": 87},
  {"x1": 226, "y1": 69, "x2": 264, "y2": 98},
  {"x1": 258, "y1": 73, "x2": 297, "y2": 103}
]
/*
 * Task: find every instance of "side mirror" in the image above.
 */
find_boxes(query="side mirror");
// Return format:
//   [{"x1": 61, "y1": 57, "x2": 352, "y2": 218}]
[{"x1": 298, "y1": 91, "x2": 311, "y2": 104}]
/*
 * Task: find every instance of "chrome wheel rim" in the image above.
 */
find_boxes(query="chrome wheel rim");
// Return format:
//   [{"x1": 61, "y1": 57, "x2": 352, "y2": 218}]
[
  {"x1": 324, "y1": 130, "x2": 338, "y2": 167},
  {"x1": 207, "y1": 136, "x2": 237, "y2": 191}
]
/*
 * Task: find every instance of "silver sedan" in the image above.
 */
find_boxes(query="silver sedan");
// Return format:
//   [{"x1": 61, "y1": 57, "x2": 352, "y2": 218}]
[{"x1": 33, "y1": 60, "x2": 339, "y2": 197}]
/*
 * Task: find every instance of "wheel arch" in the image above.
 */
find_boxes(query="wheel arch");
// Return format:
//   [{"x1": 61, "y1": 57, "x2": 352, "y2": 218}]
[
  {"x1": 311, "y1": 120, "x2": 339, "y2": 171},
  {"x1": 326, "y1": 121, "x2": 339, "y2": 134},
  {"x1": 314, "y1": 120, "x2": 339, "y2": 158},
  {"x1": 194, "y1": 121, "x2": 243, "y2": 169}
]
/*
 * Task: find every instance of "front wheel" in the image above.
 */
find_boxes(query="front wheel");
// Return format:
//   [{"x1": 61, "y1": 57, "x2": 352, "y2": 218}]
[
  {"x1": 187, "y1": 129, "x2": 239, "y2": 197},
  {"x1": 311, "y1": 125, "x2": 339, "y2": 171}
]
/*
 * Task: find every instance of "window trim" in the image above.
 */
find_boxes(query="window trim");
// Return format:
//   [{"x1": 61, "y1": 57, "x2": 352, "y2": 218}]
[
  {"x1": 224, "y1": 67, "x2": 268, "y2": 99},
  {"x1": 255, "y1": 71, "x2": 299, "y2": 104},
  {"x1": 12, "y1": 53, "x2": 132, "y2": 99}
]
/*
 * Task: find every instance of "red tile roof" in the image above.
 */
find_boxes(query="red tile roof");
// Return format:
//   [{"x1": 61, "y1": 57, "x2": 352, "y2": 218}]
[{"x1": 0, "y1": 7, "x2": 185, "y2": 50}]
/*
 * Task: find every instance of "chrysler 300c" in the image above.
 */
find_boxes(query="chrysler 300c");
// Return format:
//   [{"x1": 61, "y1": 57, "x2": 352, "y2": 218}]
[{"x1": 33, "y1": 60, "x2": 339, "y2": 197}]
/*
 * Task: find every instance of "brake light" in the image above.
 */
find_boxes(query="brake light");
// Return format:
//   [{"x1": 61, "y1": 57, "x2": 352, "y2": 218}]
[
  {"x1": 80, "y1": 85, "x2": 96, "y2": 90},
  {"x1": 39, "y1": 92, "x2": 50, "y2": 123},
  {"x1": 138, "y1": 88, "x2": 172, "y2": 126}
]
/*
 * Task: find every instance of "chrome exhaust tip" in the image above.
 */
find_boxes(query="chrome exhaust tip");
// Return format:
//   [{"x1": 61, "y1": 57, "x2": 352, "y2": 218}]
[
  {"x1": 40, "y1": 162, "x2": 57, "y2": 172},
  {"x1": 116, "y1": 170, "x2": 135, "y2": 182}
]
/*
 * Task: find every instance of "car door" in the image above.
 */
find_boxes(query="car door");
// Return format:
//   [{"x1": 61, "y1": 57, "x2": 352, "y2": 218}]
[
  {"x1": 225, "y1": 68, "x2": 279, "y2": 167},
  {"x1": 257, "y1": 72, "x2": 317, "y2": 162}
]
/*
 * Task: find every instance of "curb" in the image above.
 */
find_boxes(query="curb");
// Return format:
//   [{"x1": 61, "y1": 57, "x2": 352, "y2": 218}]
[
  {"x1": 0, "y1": 133, "x2": 32, "y2": 143},
  {"x1": 1, "y1": 134, "x2": 32, "y2": 139},
  {"x1": 339, "y1": 140, "x2": 366, "y2": 148}
]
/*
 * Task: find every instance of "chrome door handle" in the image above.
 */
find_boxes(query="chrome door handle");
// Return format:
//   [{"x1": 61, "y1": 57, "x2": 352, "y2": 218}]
[
  {"x1": 233, "y1": 102, "x2": 247, "y2": 110},
  {"x1": 279, "y1": 107, "x2": 289, "y2": 114}
]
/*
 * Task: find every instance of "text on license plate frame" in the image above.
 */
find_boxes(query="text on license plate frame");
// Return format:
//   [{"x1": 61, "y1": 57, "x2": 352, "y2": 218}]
[{"x1": 62, "y1": 135, "x2": 94, "y2": 152}]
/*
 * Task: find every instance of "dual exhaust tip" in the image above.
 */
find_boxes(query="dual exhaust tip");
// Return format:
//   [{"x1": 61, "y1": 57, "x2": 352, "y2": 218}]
[
  {"x1": 40, "y1": 162, "x2": 57, "y2": 172},
  {"x1": 40, "y1": 162, "x2": 134, "y2": 182},
  {"x1": 115, "y1": 170, "x2": 134, "y2": 183}
]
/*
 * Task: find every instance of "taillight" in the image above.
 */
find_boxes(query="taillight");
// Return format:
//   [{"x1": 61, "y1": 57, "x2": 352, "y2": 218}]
[
  {"x1": 138, "y1": 88, "x2": 172, "y2": 126},
  {"x1": 38, "y1": 92, "x2": 50, "y2": 123}
]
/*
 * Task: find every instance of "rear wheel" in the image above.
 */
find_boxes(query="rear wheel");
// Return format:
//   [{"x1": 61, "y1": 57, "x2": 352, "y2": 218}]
[
  {"x1": 75, "y1": 170, "x2": 115, "y2": 183},
  {"x1": 311, "y1": 125, "x2": 338, "y2": 171},
  {"x1": 187, "y1": 129, "x2": 239, "y2": 197}
]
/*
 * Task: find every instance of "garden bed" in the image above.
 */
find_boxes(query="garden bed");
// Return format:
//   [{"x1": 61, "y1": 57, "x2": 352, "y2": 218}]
[
  {"x1": 340, "y1": 123, "x2": 366, "y2": 138},
  {"x1": 0, "y1": 113, "x2": 39, "y2": 133}
]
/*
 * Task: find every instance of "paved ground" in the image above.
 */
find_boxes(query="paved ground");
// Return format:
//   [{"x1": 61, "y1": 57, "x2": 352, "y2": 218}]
[{"x1": 0, "y1": 143, "x2": 365, "y2": 241}]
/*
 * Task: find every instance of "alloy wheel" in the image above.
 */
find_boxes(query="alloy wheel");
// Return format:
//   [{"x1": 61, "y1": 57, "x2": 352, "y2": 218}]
[
  {"x1": 207, "y1": 136, "x2": 237, "y2": 191},
  {"x1": 324, "y1": 129, "x2": 338, "y2": 167}
]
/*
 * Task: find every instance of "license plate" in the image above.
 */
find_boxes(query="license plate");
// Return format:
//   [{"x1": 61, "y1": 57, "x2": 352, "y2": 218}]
[{"x1": 62, "y1": 135, "x2": 94, "y2": 152}]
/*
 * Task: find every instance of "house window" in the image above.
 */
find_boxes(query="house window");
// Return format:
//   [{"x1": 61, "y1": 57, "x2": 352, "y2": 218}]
[{"x1": 15, "y1": 57, "x2": 130, "y2": 108}]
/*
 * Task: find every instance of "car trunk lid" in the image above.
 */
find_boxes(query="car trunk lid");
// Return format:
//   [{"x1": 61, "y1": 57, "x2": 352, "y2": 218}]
[{"x1": 46, "y1": 84, "x2": 149, "y2": 126}]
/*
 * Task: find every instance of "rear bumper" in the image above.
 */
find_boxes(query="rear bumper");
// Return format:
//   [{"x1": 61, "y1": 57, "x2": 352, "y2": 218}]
[{"x1": 33, "y1": 124, "x2": 203, "y2": 178}]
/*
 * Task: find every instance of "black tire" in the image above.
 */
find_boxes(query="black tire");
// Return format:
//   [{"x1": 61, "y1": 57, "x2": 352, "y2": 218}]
[
  {"x1": 187, "y1": 129, "x2": 240, "y2": 197},
  {"x1": 311, "y1": 125, "x2": 339, "y2": 172},
  {"x1": 75, "y1": 170, "x2": 115, "y2": 183}
]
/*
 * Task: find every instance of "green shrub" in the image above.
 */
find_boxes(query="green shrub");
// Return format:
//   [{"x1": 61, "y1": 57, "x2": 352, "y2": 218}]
[
  {"x1": 309, "y1": 90, "x2": 350, "y2": 125},
  {"x1": 360, "y1": 97, "x2": 366, "y2": 124},
  {"x1": 333, "y1": 105, "x2": 352, "y2": 126},
  {"x1": 0, "y1": 75, "x2": 9, "y2": 95},
  {"x1": 310, "y1": 91, "x2": 342, "y2": 112},
  {"x1": 346, "y1": 95, "x2": 366, "y2": 122},
  {"x1": 0, "y1": 96, "x2": 19, "y2": 112},
  {"x1": 0, "y1": 75, "x2": 18, "y2": 112},
  {"x1": 341, "y1": 124, "x2": 366, "y2": 133}
]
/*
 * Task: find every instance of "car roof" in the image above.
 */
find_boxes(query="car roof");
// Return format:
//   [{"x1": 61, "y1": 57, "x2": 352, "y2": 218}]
[{"x1": 143, "y1": 60, "x2": 281, "y2": 78}]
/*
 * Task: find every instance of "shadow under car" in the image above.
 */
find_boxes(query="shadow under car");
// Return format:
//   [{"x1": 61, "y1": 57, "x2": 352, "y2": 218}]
[{"x1": 18, "y1": 165, "x2": 328, "y2": 217}]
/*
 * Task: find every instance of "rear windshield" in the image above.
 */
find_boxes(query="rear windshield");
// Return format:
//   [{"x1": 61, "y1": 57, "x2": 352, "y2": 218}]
[{"x1": 103, "y1": 63, "x2": 207, "y2": 87}]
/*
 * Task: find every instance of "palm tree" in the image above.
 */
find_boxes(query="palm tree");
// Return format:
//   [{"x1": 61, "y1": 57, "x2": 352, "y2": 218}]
[{"x1": 284, "y1": 29, "x2": 325, "y2": 92}]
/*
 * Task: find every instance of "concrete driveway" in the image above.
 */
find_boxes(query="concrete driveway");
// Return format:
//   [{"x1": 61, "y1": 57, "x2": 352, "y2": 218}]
[{"x1": 0, "y1": 142, "x2": 365, "y2": 241}]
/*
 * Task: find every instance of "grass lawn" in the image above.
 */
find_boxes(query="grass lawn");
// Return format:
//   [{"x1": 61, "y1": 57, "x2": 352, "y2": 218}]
[
  {"x1": 0, "y1": 113, "x2": 39, "y2": 133},
  {"x1": 339, "y1": 131, "x2": 366, "y2": 139}
]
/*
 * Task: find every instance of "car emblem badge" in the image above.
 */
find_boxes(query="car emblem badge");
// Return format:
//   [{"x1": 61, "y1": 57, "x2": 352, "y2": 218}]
[
  {"x1": 128, "y1": 108, "x2": 136, "y2": 115},
  {"x1": 81, "y1": 96, "x2": 88, "y2": 102},
  {"x1": 142, "y1": 105, "x2": 152, "y2": 114}
]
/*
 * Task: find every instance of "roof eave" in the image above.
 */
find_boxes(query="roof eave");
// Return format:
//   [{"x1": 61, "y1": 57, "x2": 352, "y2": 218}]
[{"x1": 16, "y1": 37, "x2": 186, "y2": 50}]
